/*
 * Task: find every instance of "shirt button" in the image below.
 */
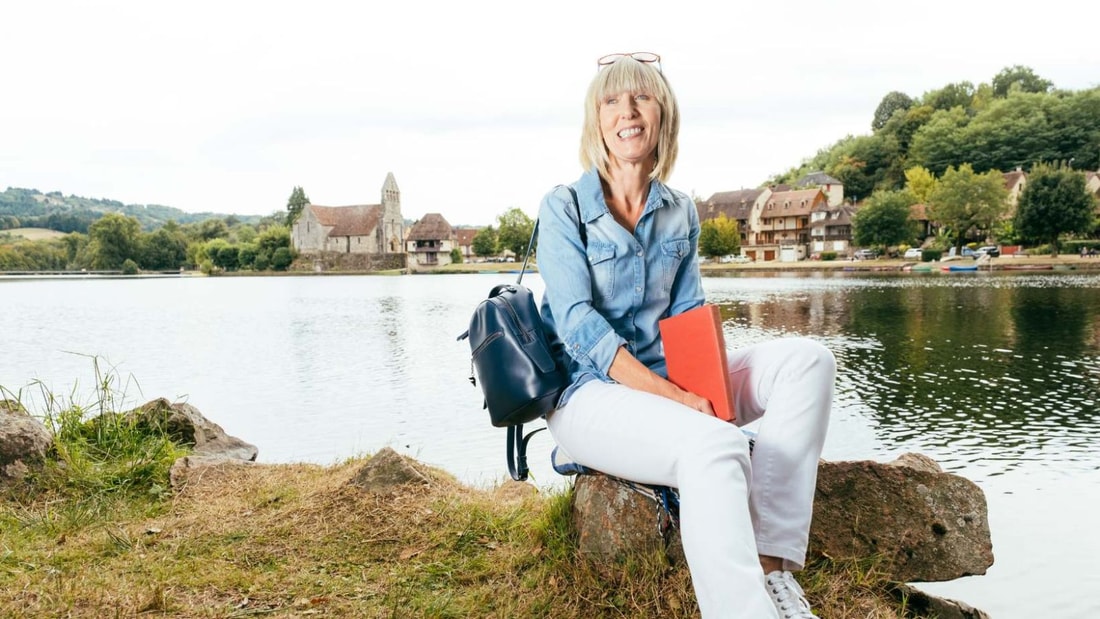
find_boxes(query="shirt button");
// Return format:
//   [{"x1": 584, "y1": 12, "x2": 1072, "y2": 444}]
[
  {"x1": 635, "y1": 286, "x2": 642, "y2": 292},
  {"x1": 636, "y1": 250, "x2": 643, "y2": 257}
]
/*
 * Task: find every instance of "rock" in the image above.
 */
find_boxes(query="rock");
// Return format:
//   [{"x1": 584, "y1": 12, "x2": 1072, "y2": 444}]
[
  {"x1": 810, "y1": 454, "x2": 993, "y2": 582},
  {"x1": 127, "y1": 398, "x2": 258, "y2": 462},
  {"x1": 0, "y1": 399, "x2": 53, "y2": 481},
  {"x1": 891, "y1": 584, "x2": 992, "y2": 619},
  {"x1": 349, "y1": 447, "x2": 429, "y2": 493},
  {"x1": 572, "y1": 453, "x2": 992, "y2": 584}
]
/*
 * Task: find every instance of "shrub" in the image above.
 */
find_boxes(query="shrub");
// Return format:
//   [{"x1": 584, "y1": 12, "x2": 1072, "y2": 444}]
[
  {"x1": 271, "y1": 247, "x2": 293, "y2": 271},
  {"x1": 450, "y1": 248, "x2": 463, "y2": 264},
  {"x1": 121, "y1": 259, "x2": 139, "y2": 275},
  {"x1": 253, "y1": 251, "x2": 270, "y2": 271},
  {"x1": 821, "y1": 251, "x2": 838, "y2": 261},
  {"x1": 921, "y1": 249, "x2": 942, "y2": 262}
]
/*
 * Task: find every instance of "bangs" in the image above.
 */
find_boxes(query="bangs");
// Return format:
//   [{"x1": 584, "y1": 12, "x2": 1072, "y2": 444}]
[{"x1": 593, "y1": 59, "x2": 666, "y2": 104}]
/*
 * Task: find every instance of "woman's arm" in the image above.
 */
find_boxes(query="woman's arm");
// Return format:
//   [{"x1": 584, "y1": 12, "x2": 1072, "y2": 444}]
[{"x1": 607, "y1": 346, "x2": 714, "y2": 414}]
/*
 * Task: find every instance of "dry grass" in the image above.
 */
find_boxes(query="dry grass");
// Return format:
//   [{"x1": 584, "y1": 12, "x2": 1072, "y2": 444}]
[
  {"x1": 2, "y1": 227, "x2": 66, "y2": 242},
  {"x1": 2, "y1": 455, "x2": 921, "y2": 618}
]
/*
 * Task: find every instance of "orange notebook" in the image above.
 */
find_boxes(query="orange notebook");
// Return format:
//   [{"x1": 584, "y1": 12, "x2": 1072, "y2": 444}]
[{"x1": 659, "y1": 304, "x2": 736, "y2": 421}]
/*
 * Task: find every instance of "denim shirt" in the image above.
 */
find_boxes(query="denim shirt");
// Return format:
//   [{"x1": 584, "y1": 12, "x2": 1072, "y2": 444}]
[{"x1": 537, "y1": 168, "x2": 705, "y2": 406}]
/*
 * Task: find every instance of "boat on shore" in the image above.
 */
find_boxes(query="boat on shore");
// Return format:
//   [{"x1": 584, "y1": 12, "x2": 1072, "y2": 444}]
[{"x1": 941, "y1": 264, "x2": 979, "y2": 272}]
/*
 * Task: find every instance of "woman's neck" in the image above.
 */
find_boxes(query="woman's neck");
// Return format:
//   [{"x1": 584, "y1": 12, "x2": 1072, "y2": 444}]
[{"x1": 601, "y1": 160, "x2": 653, "y2": 232}]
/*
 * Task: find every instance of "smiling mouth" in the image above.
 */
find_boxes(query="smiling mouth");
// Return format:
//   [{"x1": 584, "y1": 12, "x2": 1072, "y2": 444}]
[{"x1": 618, "y1": 127, "x2": 642, "y2": 139}]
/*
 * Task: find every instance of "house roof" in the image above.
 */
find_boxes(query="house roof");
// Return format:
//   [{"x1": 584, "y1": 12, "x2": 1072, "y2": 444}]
[
  {"x1": 407, "y1": 213, "x2": 455, "y2": 241},
  {"x1": 762, "y1": 188, "x2": 823, "y2": 217},
  {"x1": 455, "y1": 228, "x2": 479, "y2": 246},
  {"x1": 700, "y1": 188, "x2": 762, "y2": 222},
  {"x1": 822, "y1": 204, "x2": 857, "y2": 225},
  {"x1": 308, "y1": 204, "x2": 382, "y2": 237},
  {"x1": 795, "y1": 171, "x2": 843, "y2": 187},
  {"x1": 1003, "y1": 169, "x2": 1026, "y2": 190}
]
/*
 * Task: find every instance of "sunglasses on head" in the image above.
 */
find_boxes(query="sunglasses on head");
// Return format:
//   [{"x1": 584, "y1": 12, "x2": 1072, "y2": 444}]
[{"x1": 596, "y1": 52, "x2": 661, "y2": 73}]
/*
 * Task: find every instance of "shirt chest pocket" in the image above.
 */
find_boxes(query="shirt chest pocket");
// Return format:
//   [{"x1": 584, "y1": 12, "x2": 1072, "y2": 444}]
[
  {"x1": 586, "y1": 241, "x2": 617, "y2": 301},
  {"x1": 660, "y1": 238, "x2": 690, "y2": 289}
]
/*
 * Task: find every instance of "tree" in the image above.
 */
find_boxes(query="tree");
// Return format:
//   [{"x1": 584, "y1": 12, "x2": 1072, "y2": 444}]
[
  {"x1": 449, "y1": 248, "x2": 463, "y2": 264},
  {"x1": 992, "y1": 65, "x2": 1053, "y2": 98},
  {"x1": 904, "y1": 166, "x2": 938, "y2": 205},
  {"x1": 922, "y1": 81, "x2": 976, "y2": 112},
  {"x1": 852, "y1": 190, "x2": 916, "y2": 249},
  {"x1": 1014, "y1": 163, "x2": 1097, "y2": 257},
  {"x1": 139, "y1": 226, "x2": 188, "y2": 270},
  {"x1": 86, "y1": 212, "x2": 141, "y2": 270},
  {"x1": 496, "y1": 208, "x2": 535, "y2": 259},
  {"x1": 872, "y1": 91, "x2": 915, "y2": 132},
  {"x1": 271, "y1": 247, "x2": 294, "y2": 271},
  {"x1": 698, "y1": 214, "x2": 740, "y2": 257},
  {"x1": 471, "y1": 226, "x2": 499, "y2": 257},
  {"x1": 256, "y1": 225, "x2": 292, "y2": 255},
  {"x1": 286, "y1": 186, "x2": 310, "y2": 226},
  {"x1": 926, "y1": 164, "x2": 1010, "y2": 252}
]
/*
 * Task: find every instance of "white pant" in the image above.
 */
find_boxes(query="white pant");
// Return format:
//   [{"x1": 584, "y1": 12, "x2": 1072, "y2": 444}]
[{"x1": 547, "y1": 337, "x2": 835, "y2": 619}]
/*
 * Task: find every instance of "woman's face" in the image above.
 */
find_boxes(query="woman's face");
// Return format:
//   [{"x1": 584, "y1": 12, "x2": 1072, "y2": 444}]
[{"x1": 599, "y1": 90, "x2": 661, "y2": 168}]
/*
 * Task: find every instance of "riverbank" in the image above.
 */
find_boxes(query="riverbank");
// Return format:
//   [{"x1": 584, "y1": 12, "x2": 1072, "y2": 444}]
[
  {"x1": 1, "y1": 451, "x2": 933, "y2": 618},
  {"x1": 425, "y1": 253, "x2": 1100, "y2": 275}
]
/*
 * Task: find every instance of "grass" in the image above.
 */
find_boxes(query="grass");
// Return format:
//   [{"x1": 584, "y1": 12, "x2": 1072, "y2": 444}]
[{"x1": 2, "y1": 365, "x2": 926, "y2": 617}]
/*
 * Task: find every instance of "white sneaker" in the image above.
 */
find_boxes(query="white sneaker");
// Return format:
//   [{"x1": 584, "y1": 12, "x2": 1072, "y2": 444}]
[{"x1": 764, "y1": 570, "x2": 817, "y2": 619}]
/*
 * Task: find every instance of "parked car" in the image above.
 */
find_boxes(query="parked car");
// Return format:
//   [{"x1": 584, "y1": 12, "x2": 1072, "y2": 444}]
[
  {"x1": 948, "y1": 246, "x2": 978, "y2": 259},
  {"x1": 903, "y1": 247, "x2": 923, "y2": 259},
  {"x1": 720, "y1": 254, "x2": 751, "y2": 264},
  {"x1": 854, "y1": 249, "x2": 878, "y2": 260},
  {"x1": 975, "y1": 245, "x2": 1001, "y2": 258}
]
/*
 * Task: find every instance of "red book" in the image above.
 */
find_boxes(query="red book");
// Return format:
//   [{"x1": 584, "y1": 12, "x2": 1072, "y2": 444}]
[{"x1": 659, "y1": 304, "x2": 736, "y2": 421}]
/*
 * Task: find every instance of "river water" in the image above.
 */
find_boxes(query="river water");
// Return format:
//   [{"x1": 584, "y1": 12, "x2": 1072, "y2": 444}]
[{"x1": 2, "y1": 271, "x2": 1098, "y2": 618}]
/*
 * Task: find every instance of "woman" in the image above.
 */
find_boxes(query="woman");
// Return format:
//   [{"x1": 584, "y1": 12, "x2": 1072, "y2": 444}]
[{"x1": 536, "y1": 52, "x2": 835, "y2": 619}]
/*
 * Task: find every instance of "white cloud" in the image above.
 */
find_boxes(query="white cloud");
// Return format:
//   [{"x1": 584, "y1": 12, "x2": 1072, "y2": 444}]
[{"x1": 4, "y1": 0, "x2": 1097, "y2": 225}]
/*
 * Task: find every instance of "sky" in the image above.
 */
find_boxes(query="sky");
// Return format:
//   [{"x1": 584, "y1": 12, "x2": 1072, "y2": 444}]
[{"x1": 4, "y1": 0, "x2": 1098, "y2": 227}]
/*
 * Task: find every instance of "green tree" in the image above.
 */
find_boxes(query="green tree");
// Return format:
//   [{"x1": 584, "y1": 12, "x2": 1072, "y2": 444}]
[
  {"x1": 1014, "y1": 163, "x2": 1097, "y2": 257},
  {"x1": 496, "y1": 208, "x2": 535, "y2": 259},
  {"x1": 215, "y1": 245, "x2": 240, "y2": 271},
  {"x1": 992, "y1": 65, "x2": 1053, "y2": 98},
  {"x1": 909, "y1": 107, "x2": 970, "y2": 176},
  {"x1": 927, "y1": 164, "x2": 1010, "y2": 252},
  {"x1": 922, "y1": 81, "x2": 976, "y2": 112},
  {"x1": 471, "y1": 226, "x2": 499, "y2": 257},
  {"x1": 872, "y1": 91, "x2": 915, "y2": 132},
  {"x1": 698, "y1": 214, "x2": 740, "y2": 257},
  {"x1": 824, "y1": 134, "x2": 900, "y2": 201},
  {"x1": 286, "y1": 186, "x2": 310, "y2": 226},
  {"x1": 139, "y1": 226, "x2": 188, "y2": 270},
  {"x1": 271, "y1": 247, "x2": 294, "y2": 271},
  {"x1": 853, "y1": 190, "x2": 916, "y2": 249},
  {"x1": 904, "y1": 166, "x2": 938, "y2": 204},
  {"x1": 87, "y1": 212, "x2": 141, "y2": 270},
  {"x1": 256, "y1": 225, "x2": 292, "y2": 255},
  {"x1": 449, "y1": 248, "x2": 463, "y2": 264},
  {"x1": 238, "y1": 243, "x2": 258, "y2": 270}
]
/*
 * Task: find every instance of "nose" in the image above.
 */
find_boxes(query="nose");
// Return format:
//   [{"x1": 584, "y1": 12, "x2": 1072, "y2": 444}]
[{"x1": 619, "y1": 98, "x2": 638, "y2": 118}]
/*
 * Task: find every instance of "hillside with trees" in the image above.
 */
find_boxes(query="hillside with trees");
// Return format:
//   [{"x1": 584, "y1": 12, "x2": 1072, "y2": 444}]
[
  {"x1": 0, "y1": 187, "x2": 263, "y2": 233},
  {"x1": 772, "y1": 65, "x2": 1098, "y2": 201}
]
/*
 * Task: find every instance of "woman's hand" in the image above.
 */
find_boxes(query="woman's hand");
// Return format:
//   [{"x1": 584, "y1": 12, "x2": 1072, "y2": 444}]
[{"x1": 676, "y1": 388, "x2": 715, "y2": 416}]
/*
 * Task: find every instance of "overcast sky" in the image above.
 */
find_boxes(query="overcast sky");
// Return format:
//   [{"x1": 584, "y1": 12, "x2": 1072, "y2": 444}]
[{"x1": 4, "y1": 0, "x2": 1097, "y2": 226}]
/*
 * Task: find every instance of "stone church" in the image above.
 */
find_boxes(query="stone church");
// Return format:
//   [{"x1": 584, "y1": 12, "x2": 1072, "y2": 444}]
[{"x1": 291, "y1": 173, "x2": 405, "y2": 255}]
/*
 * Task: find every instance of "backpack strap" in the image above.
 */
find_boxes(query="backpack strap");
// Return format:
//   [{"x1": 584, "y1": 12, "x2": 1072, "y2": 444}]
[{"x1": 505, "y1": 184, "x2": 584, "y2": 483}]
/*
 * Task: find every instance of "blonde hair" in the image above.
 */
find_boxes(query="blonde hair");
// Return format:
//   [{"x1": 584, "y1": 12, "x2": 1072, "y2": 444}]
[{"x1": 579, "y1": 56, "x2": 680, "y2": 183}]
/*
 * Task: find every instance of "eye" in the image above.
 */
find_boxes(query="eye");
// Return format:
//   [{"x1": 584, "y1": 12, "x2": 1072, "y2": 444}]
[
  {"x1": 605, "y1": 96, "x2": 618, "y2": 105},
  {"x1": 635, "y1": 94, "x2": 650, "y2": 101}
]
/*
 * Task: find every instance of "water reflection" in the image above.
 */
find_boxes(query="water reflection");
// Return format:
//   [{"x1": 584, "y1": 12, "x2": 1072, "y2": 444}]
[{"x1": 706, "y1": 273, "x2": 1100, "y2": 477}]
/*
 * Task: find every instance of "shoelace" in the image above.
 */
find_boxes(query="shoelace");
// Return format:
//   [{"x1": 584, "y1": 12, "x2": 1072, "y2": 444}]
[{"x1": 765, "y1": 571, "x2": 817, "y2": 619}]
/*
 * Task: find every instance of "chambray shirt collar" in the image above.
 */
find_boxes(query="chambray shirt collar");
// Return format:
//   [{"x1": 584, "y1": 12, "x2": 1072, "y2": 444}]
[{"x1": 574, "y1": 168, "x2": 674, "y2": 223}]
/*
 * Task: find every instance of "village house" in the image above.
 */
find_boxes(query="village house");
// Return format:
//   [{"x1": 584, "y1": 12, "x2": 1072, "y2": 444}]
[
  {"x1": 810, "y1": 202, "x2": 858, "y2": 256},
  {"x1": 405, "y1": 213, "x2": 457, "y2": 268},
  {"x1": 454, "y1": 228, "x2": 479, "y2": 261},
  {"x1": 1003, "y1": 167, "x2": 1027, "y2": 215},
  {"x1": 291, "y1": 173, "x2": 405, "y2": 255},
  {"x1": 793, "y1": 171, "x2": 844, "y2": 207},
  {"x1": 696, "y1": 188, "x2": 767, "y2": 247},
  {"x1": 748, "y1": 188, "x2": 827, "y2": 262}
]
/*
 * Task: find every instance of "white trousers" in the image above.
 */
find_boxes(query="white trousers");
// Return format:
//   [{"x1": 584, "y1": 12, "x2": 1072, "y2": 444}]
[{"x1": 547, "y1": 337, "x2": 835, "y2": 619}]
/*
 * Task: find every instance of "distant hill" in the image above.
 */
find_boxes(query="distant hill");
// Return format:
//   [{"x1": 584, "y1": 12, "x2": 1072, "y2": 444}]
[{"x1": 0, "y1": 187, "x2": 264, "y2": 234}]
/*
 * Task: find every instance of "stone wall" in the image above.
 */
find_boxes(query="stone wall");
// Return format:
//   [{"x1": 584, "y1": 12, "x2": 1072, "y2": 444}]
[{"x1": 290, "y1": 252, "x2": 407, "y2": 273}]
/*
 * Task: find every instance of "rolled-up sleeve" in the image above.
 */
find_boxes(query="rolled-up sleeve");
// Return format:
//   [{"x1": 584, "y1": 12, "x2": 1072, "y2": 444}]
[{"x1": 537, "y1": 186, "x2": 625, "y2": 376}]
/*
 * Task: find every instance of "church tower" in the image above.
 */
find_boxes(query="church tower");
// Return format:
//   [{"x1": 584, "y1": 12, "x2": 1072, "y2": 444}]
[{"x1": 380, "y1": 172, "x2": 404, "y2": 253}]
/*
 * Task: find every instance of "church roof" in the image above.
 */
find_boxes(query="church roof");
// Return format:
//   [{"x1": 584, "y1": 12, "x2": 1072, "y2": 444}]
[{"x1": 308, "y1": 204, "x2": 383, "y2": 237}]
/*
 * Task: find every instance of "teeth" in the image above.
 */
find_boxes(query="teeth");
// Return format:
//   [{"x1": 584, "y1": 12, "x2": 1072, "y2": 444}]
[{"x1": 618, "y1": 127, "x2": 642, "y2": 139}]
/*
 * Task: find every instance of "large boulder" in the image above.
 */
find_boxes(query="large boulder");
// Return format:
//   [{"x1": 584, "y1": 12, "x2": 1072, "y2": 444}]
[
  {"x1": 571, "y1": 453, "x2": 992, "y2": 584},
  {"x1": 0, "y1": 399, "x2": 53, "y2": 481},
  {"x1": 810, "y1": 454, "x2": 992, "y2": 582},
  {"x1": 128, "y1": 398, "x2": 258, "y2": 462}
]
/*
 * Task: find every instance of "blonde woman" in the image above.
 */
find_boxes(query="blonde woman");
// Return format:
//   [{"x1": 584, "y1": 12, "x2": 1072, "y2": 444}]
[{"x1": 536, "y1": 53, "x2": 834, "y2": 619}]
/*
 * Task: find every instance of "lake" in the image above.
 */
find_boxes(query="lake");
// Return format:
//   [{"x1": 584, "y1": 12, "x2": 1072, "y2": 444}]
[{"x1": 2, "y1": 271, "x2": 1099, "y2": 618}]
